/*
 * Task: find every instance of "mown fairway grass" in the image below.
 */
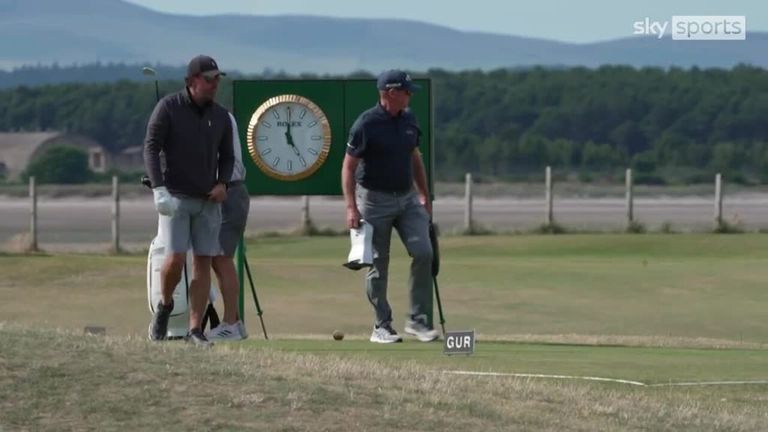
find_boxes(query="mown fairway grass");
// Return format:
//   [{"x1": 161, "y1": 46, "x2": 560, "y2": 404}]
[
  {"x1": 240, "y1": 339, "x2": 768, "y2": 385},
  {"x1": 2, "y1": 234, "x2": 768, "y2": 342},
  {"x1": 243, "y1": 233, "x2": 768, "y2": 342},
  {"x1": 1, "y1": 234, "x2": 767, "y2": 430}
]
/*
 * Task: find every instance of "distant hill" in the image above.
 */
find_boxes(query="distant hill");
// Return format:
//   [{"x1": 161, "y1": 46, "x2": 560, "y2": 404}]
[{"x1": 0, "y1": 0, "x2": 766, "y2": 79}]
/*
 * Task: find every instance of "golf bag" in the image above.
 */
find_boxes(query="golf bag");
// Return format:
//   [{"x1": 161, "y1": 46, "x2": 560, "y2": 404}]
[{"x1": 146, "y1": 215, "x2": 219, "y2": 339}]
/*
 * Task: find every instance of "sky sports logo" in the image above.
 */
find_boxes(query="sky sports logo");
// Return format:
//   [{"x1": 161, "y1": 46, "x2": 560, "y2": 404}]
[{"x1": 633, "y1": 16, "x2": 746, "y2": 40}]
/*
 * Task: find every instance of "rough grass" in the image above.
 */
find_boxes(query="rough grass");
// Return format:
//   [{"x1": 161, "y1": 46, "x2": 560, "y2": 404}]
[
  {"x1": 2, "y1": 234, "x2": 768, "y2": 430},
  {"x1": 1, "y1": 323, "x2": 766, "y2": 432}
]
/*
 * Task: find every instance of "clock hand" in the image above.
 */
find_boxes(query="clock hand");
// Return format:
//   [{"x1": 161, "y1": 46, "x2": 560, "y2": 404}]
[
  {"x1": 285, "y1": 133, "x2": 301, "y2": 157},
  {"x1": 284, "y1": 106, "x2": 296, "y2": 144},
  {"x1": 284, "y1": 119, "x2": 295, "y2": 148},
  {"x1": 284, "y1": 107, "x2": 301, "y2": 156},
  {"x1": 285, "y1": 127, "x2": 297, "y2": 147},
  {"x1": 285, "y1": 132, "x2": 301, "y2": 156}
]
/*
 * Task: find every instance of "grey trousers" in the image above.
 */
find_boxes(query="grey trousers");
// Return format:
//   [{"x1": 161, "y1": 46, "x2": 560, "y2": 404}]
[
  {"x1": 356, "y1": 185, "x2": 433, "y2": 327},
  {"x1": 218, "y1": 182, "x2": 250, "y2": 256}
]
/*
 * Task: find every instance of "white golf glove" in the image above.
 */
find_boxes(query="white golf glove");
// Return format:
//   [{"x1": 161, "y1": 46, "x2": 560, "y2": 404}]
[{"x1": 152, "y1": 186, "x2": 177, "y2": 216}]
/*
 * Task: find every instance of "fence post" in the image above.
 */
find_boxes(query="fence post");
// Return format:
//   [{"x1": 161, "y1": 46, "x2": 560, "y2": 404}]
[
  {"x1": 300, "y1": 195, "x2": 313, "y2": 234},
  {"x1": 545, "y1": 166, "x2": 553, "y2": 226},
  {"x1": 28, "y1": 176, "x2": 38, "y2": 252},
  {"x1": 464, "y1": 172, "x2": 473, "y2": 233},
  {"x1": 625, "y1": 168, "x2": 634, "y2": 228},
  {"x1": 111, "y1": 175, "x2": 120, "y2": 253},
  {"x1": 714, "y1": 173, "x2": 723, "y2": 230}
]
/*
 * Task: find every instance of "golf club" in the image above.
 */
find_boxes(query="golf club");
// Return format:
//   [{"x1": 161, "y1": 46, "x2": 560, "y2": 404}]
[
  {"x1": 141, "y1": 66, "x2": 160, "y2": 102},
  {"x1": 429, "y1": 221, "x2": 447, "y2": 336},
  {"x1": 243, "y1": 256, "x2": 269, "y2": 340}
]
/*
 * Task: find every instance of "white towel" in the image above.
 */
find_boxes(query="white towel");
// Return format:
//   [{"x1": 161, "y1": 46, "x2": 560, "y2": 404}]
[{"x1": 343, "y1": 220, "x2": 374, "y2": 270}]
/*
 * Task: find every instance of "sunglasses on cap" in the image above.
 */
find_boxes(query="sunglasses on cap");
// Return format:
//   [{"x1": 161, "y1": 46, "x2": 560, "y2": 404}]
[
  {"x1": 201, "y1": 74, "x2": 221, "y2": 83},
  {"x1": 388, "y1": 87, "x2": 412, "y2": 96}
]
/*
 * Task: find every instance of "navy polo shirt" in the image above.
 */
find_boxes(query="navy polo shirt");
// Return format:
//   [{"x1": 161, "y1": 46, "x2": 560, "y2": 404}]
[{"x1": 346, "y1": 103, "x2": 422, "y2": 192}]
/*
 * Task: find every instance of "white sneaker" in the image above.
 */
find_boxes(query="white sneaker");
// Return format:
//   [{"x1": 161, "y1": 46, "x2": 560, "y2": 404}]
[
  {"x1": 404, "y1": 316, "x2": 440, "y2": 342},
  {"x1": 369, "y1": 324, "x2": 403, "y2": 343},
  {"x1": 206, "y1": 321, "x2": 246, "y2": 341}
]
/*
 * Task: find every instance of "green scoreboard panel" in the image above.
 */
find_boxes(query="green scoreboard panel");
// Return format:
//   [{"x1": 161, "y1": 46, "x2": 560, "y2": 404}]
[{"x1": 232, "y1": 79, "x2": 432, "y2": 196}]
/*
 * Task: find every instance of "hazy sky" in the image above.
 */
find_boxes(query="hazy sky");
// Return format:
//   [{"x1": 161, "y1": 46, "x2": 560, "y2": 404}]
[{"x1": 124, "y1": 0, "x2": 766, "y2": 43}]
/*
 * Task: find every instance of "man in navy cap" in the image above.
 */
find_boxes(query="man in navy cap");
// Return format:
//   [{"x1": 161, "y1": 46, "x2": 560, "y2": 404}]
[{"x1": 341, "y1": 70, "x2": 439, "y2": 343}]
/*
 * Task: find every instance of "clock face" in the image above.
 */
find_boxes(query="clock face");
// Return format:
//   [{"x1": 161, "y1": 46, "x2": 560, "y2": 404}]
[{"x1": 246, "y1": 94, "x2": 331, "y2": 181}]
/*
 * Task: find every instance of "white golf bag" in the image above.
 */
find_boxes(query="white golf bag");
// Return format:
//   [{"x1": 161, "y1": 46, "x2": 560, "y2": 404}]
[{"x1": 146, "y1": 215, "x2": 217, "y2": 339}]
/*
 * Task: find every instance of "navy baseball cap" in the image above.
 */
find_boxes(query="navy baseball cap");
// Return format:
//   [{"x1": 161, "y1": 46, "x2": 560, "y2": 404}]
[
  {"x1": 376, "y1": 70, "x2": 420, "y2": 92},
  {"x1": 186, "y1": 55, "x2": 226, "y2": 79}
]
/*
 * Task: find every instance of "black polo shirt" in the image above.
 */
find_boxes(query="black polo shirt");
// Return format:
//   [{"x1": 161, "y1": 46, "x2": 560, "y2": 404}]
[
  {"x1": 346, "y1": 103, "x2": 422, "y2": 192},
  {"x1": 143, "y1": 88, "x2": 234, "y2": 198}
]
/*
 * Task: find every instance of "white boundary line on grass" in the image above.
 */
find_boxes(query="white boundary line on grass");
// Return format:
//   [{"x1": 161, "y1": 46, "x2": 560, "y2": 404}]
[
  {"x1": 443, "y1": 371, "x2": 768, "y2": 387},
  {"x1": 445, "y1": 370, "x2": 645, "y2": 386},
  {"x1": 646, "y1": 380, "x2": 768, "y2": 387}
]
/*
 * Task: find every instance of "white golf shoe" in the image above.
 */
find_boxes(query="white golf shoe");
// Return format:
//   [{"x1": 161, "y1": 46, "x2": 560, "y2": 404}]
[
  {"x1": 206, "y1": 321, "x2": 247, "y2": 341},
  {"x1": 404, "y1": 316, "x2": 440, "y2": 342},
  {"x1": 369, "y1": 324, "x2": 403, "y2": 343}
]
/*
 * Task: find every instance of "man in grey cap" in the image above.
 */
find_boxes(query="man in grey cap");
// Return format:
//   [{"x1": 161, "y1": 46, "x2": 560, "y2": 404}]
[
  {"x1": 144, "y1": 54, "x2": 234, "y2": 347},
  {"x1": 341, "y1": 69, "x2": 439, "y2": 343}
]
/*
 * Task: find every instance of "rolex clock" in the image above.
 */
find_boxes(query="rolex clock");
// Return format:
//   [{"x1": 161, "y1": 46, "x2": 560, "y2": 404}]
[{"x1": 247, "y1": 94, "x2": 332, "y2": 181}]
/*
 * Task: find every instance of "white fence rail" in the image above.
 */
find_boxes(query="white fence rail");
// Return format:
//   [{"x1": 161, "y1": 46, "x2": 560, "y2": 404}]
[{"x1": 1, "y1": 170, "x2": 764, "y2": 252}]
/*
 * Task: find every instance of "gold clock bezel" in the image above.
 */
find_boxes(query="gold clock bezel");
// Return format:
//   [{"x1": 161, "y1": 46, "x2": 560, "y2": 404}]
[{"x1": 246, "y1": 94, "x2": 332, "y2": 181}]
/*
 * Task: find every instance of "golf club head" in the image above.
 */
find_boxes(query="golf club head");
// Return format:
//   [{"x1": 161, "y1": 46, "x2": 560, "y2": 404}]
[
  {"x1": 140, "y1": 175, "x2": 152, "y2": 189},
  {"x1": 141, "y1": 66, "x2": 157, "y2": 76}
]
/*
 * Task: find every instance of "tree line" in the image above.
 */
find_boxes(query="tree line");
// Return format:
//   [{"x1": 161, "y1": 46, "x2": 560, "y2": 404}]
[
  {"x1": 430, "y1": 65, "x2": 768, "y2": 184},
  {"x1": 1, "y1": 64, "x2": 767, "y2": 184}
]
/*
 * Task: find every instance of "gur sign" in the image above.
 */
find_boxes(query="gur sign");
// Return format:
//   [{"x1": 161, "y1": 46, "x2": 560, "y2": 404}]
[{"x1": 443, "y1": 330, "x2": 475, "y2": 355}]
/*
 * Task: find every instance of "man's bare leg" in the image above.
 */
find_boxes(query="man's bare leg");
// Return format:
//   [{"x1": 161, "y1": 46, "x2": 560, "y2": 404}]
[
  {"x1": 212, "y1": 255, "x2": 239, "y2": 324},
  {"x1": 160, "y1": 252, "x2": 186, "y2": 304},
  {"x1": 189, "y1": 255, "x2": 213, "y2": 330},
  {"x1": 149, "y1": 251, "x2": 186, "y2": 341}
]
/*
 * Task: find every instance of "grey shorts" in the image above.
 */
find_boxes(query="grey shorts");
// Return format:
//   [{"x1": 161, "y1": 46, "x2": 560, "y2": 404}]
[
  {"x1": 218, "y1": 182, "x2": 250, "y2": 256},
  {"x1": 160, "y1": 197, "x2": 222, "y2": 256}
]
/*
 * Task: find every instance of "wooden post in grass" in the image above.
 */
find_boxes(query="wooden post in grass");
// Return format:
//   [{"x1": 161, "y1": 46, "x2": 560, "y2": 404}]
[
  {"x1": 464, "y1": 172, "x2": 473, "y2": 233},
  {"x1": 28, "y1": 176, "x2": 38, "y2": 252},
  {"x1": 545, "y1": 166, "x2": 553, "y2": 226},
  {"x1": 301, "y1": 195, "x2": 312, "y2": 234},
  {"x1": 625, "y1": 168, "x2": 634, "y2": 227},
  {"x1": 714, "y1": 173, "x2": 723, "y2": 229},
  {"x1": 111, "y1": 175, "x2": 120, "y2": 253}
]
